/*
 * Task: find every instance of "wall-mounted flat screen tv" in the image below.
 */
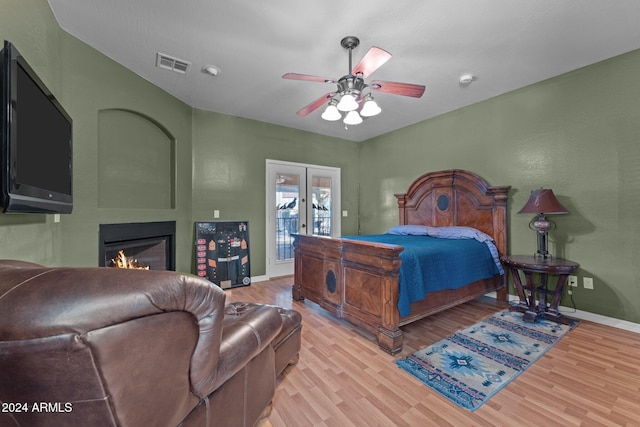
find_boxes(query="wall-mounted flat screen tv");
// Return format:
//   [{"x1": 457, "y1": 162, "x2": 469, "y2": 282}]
[{"x1": 1, "y1": 40, "x2": 73, "y2": 214}]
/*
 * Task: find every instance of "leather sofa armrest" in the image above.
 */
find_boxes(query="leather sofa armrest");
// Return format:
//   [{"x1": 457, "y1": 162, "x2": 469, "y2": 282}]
[
  {"x1": 194, "y1": 303, "x2": 283, "y2": 395},
  {"x1": 0, "y1": 261, "x2": 227, "y2": 398}
]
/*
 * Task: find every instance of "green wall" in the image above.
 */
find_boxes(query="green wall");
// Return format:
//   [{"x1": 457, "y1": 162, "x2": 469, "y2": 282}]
[
  {"x1": 1, "y1": 0, "x2": 638, "y2": 324},
  {"x1": 191, "y1": 110, "x2": 360, "y2": 275},
  {"x1": 359, "y1": 50, "x2": 640, "y2": 323},
  {"x1": 0, "y1": 0, "x2": 360, "y2": 274},
  {"x1": 0, "y1": 0, "x2": 195, "y2": 270},
  {"x1": 0, "y1": 0, "x2": 66, "y2": 266}
]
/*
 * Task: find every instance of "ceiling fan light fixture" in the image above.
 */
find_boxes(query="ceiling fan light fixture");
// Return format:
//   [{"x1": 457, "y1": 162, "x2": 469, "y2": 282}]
[
  {"x1": 360, "y1": 95, "x2": 381, "y2": 117},
  {"x1": 283, "y1": 36, "x2": 425, "y2": 126},
  {"x1": 337, "y1": 93, "x2": 358, "y2": 111},
  {"x1": 343, "y1": 110, "x2": 363, "y2": 125},
  {"x1": 321, "y1": 102, "x2": 341, "y2": 121}
]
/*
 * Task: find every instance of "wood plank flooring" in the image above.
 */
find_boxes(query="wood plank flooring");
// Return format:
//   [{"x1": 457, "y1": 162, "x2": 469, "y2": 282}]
[{"x1": 226, "y1": 276, "x2": 640, "y2": 427}]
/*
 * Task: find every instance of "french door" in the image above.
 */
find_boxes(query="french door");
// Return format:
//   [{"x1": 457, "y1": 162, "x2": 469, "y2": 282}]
[{"x1": 266, "y1": 160, "x2": 341, "y2": 277}]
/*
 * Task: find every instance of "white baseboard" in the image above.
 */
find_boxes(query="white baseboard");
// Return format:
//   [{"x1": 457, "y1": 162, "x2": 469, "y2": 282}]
[
  {"x1": 486, "y1": 291, "x2": 640, "y2": 334},
  {"x1": 556, "y1": 306, "x2": 640, "y2": 333},
  {"x1": 250, "y1": 275, "x2": 269, "y2": 283}
]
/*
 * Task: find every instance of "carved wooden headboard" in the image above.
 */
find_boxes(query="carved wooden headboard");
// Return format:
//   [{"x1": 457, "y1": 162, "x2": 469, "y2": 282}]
[{"x1": 394, "y1": 169, "x2": 510, "y2": 256}]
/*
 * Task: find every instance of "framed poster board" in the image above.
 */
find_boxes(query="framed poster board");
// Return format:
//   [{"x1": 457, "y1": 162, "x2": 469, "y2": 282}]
[{"x1": 195, "y1": 221, "x2": 251, "y2": 289}]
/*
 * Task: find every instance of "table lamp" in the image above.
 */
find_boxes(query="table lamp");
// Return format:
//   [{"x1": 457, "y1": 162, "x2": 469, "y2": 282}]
[{"x1": 518, "y1": 188, "x2": 569, "y2": 258}]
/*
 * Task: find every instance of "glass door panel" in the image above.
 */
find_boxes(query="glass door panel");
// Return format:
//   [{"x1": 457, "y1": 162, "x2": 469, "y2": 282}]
[
  {"x1": 310, "y1": 174, "x2": 332, "y2": 237},
  {"x1": 275, "y1": 172, "x2": 300, "y2": 261}
]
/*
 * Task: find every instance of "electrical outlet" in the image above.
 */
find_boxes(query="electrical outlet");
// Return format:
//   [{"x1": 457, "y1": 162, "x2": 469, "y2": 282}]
[
  {"x1": 568, "y1": 275, "x2": 578, "y2": 287},
  {"x1": 583, "y1": 277, "x2": 594, "y2": 290},
  {"x1": 214, "y1": 210, "x2": 220, "y2": 218}
]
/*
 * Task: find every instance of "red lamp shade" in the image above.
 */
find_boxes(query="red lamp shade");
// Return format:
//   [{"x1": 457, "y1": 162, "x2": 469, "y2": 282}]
[{"x1": 518, "y1": 189, "x2": 569, "y2": 215}]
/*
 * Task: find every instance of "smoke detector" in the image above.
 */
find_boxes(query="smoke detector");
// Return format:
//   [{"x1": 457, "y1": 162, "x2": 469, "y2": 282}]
[
  {"x1": 202, "y1": 65, "x2": 221, "y2": 77},
  {"x1": 156, "y1": 52, "x2": 191, "y2": 74}
]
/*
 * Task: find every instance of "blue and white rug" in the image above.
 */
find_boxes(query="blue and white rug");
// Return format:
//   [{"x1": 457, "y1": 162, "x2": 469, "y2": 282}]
[{"x1": 396, "y1": 310, "x2": 577, "y2": 411}]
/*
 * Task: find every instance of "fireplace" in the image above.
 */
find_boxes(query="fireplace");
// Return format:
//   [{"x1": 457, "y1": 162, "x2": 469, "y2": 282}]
[{"x1": 99, "y1": 221, "x2": 176, "y2": 271}]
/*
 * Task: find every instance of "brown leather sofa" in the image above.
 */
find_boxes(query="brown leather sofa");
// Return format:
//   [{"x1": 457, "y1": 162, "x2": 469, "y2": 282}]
[{"x1": 0, "y1": 260, "x2": 299, "y2": 427}]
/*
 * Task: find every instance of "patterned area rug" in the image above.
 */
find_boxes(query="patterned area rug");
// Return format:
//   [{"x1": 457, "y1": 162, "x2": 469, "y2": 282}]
[{"x1": 396, "y1": 310, "x2": 578, "y2": 411}]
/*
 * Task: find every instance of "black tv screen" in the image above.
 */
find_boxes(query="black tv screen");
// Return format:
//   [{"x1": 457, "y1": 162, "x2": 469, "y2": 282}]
[{"x1": 1, "y1": 40, "x2": 73, "y2": 214}]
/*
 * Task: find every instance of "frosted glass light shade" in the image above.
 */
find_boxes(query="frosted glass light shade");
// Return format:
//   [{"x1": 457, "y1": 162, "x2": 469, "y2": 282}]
[
  {"x1": 337, "y1": 94, "x2": 358, "y2": 111},
  {"x1": 321, "y1": 104, "x2": 341, "y2": 121},
  {"x1": 360, "y1": 99, "x2": 381, "y2": 117},
  {"x1": 343, "y1": 110, "x2": 363, "y2": 125}
]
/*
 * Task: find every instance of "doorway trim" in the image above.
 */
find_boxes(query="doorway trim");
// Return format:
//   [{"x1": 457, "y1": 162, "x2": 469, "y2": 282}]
[{"x1": 266, "y1": 159, "x2": 341, "y2": 278}]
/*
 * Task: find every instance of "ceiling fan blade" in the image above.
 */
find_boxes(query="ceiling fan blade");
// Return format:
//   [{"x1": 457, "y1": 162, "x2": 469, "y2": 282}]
[
  {"x1": 352, "y1": 47, "x2": 391, "y2": 78},
  {"x1": 283, "y1": 73, "x2": 337, "y2": 84},
  {"x1": 369, "y1": 80, "x2": 426, "y2": 98},
  {"x1": 296, "y1": 92, "x2": 335, "y2": 116}
]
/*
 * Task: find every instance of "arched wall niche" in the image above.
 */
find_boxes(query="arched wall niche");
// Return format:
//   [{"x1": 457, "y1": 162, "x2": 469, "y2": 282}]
[{"x1": 97, "y1": 109, "x2": 176, "y2": 209}]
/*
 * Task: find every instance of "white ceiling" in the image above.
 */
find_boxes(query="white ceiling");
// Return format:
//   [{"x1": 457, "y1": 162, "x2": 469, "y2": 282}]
[{"x1": 47, "y1": 0, "x2": 640, "y2": 142}]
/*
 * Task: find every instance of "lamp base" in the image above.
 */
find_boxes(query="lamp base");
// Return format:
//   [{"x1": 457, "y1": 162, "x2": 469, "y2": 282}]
[
  {"x1": 530, "y1": 214, "x2": 552, "y2": 259},
  {"x1": 533, "y1": 251, "x2": 553, "y2": 260}
]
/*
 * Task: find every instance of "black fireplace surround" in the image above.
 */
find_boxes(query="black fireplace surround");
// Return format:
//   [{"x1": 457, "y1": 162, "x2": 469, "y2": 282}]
[{"x1": 99, "y1": 221, "x2": 176, "y2": 271}]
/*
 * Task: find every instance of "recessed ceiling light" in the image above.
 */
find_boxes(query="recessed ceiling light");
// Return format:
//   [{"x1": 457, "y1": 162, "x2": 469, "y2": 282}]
[
  {"x1": 202, "y1": 65, "x2": 220, "y2": 76},
  {"x1": 459, "y1": 74, "x2": 475, "y2": 86}
]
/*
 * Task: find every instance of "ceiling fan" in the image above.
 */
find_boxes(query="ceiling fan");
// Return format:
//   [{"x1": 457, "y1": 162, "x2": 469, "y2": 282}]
[{"x1": 283, "y1": 36, "x2": 425, "y2": 125}]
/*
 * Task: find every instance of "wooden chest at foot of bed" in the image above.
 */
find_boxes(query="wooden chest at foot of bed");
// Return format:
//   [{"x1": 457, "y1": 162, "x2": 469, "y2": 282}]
[{"x1": 293, "y1": 234, "x2": 404, "y2": 354}]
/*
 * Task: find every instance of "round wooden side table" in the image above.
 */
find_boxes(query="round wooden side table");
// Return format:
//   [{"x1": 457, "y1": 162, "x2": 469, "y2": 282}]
[{"x1": 501, "y1": 255, "x2": 579, "y2": 325}]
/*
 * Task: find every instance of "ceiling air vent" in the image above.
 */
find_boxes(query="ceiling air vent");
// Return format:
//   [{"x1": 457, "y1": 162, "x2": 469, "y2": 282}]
[{"x1": 156, "y1": 52, "x2": 191, "y2": 74}]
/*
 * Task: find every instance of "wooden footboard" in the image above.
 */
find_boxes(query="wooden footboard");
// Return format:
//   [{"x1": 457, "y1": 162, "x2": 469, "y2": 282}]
[
  {"x1": 293, "y1": 234, "x2": 506, "y2": 354},
  {"x1": 293, "y1": 234, "x2": 405, "y2": 354}
]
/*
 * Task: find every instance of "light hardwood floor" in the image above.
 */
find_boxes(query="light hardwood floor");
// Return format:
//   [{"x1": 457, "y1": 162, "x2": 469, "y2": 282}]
[{"x1": 227, "y1": 276, "x2": 640, "y2": 427}]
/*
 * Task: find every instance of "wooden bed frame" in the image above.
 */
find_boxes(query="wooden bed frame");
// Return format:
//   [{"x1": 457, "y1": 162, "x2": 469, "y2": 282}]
[{"x1": 292, "y1": 169, "x2": 510, "y2": 354}]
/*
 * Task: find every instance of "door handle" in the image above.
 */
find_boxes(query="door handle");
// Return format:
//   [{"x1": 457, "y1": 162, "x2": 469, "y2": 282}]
[{"x1": 301, "y1": 224, "x2": 306, "y2": 228}]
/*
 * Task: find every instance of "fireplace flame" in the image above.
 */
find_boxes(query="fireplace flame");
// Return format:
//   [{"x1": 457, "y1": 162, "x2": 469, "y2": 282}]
[{"x1": 110, "y1": 250, "x2": 150, "y2": 270}]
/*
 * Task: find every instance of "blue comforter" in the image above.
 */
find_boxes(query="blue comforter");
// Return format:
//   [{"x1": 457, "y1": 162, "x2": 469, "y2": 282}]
[{"x1": 342, "y1": 234, "x2": 502, "y2": 317}]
